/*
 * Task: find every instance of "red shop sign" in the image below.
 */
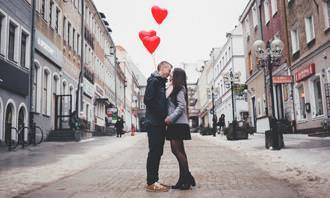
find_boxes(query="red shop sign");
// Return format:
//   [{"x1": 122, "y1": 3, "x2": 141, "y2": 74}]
[
  {"x1": 295, "y1": 63, "x2": 315, "y2": 82},
  {"x1": 273, "y1": 75, "x2": 293, "y2": 84}
]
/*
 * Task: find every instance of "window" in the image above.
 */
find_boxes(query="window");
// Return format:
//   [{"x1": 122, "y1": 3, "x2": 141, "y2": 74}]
[
  {"x1": 41, "y1": 0, "x2": 46, "y2": 19},
  {"x1": 55, "y1": 8, "x2": 60, "y2": 33},
  {"x1": 8, "y1": 22, "x2": 17, "y2": 62},
  {"x1": 43, "y1": 70, "x2": 49, "y2": 115},
  {"x1": 271, "y1": 0, "x2": 278, "y2": 16},
  {"x1": 20, "y1": 32, "x2": 28, "y2": 67},
  {"x1": 305, "y1": 16, "x2": 315, "y2": 43},
  {"x1": 49, "y1": 1, "x2": 54, "y2": 27},
  {"x1": 68, "y1": 22, "x2": 71, "y2": 47},
  {"x1": 73, "y1": 28, "x2": 76, "y2": 51},
  {"x1": 33, "y1": 65, "x2": 39, "y2": 112},
  {"x1": 252, "y1": 4, "x2": 258, "y2": 28},
  {"x1": 298, "y1": 85, "x2": 306, "y2": 119},
  {"x1": 248, "y1": 51, "x2": 253, "y2": 75},
  {"x1": 264, "y1": 0, "x2": 270, "y2": 24},
  {"x1": 323, "y1": 1, "x2": 330, "y2": 29},
  {"x1": 313, "y1": 77, "x2": 324, "y2": 116},
  {"x1": 63, "y1": 17, "x2": 67, "y2": 42},
  {"x1": 77, "y1": 34, "x2": 80, "y2": 55},
  {"x1": 0, "y1": 12, "x2": 6, "y2": 56},
  {"x1": 290, "y1": 29, "x2": 299, "y2": 54}
]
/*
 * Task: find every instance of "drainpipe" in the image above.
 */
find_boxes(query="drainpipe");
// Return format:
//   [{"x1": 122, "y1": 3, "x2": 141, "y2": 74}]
[
  {"x1": 29, "y1": 0, "x2": 36, "y2": 128},
  {"x1": 282, "y1": 0, "x2": 297, "y2": 132}
]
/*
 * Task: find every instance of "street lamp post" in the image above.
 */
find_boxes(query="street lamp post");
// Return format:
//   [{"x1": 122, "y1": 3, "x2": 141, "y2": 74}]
[
  {"x1": 253, "y1": 38, "x2": 285, "y2": 150},
  {"x1": 211, "y1": 85, "x2": 216, "y2": 137}
]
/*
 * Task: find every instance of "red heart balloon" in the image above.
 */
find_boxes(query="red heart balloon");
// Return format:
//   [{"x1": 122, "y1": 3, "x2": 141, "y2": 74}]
[
  {"x1": 151, "y1": 6, "x2": 168, "y2": 25},
  {"x1": 139, "y1": 30, "x2": 157, "y2": 41},
  {"x1": 142, "y1": 35, "x2": 160, "y2": 54}
]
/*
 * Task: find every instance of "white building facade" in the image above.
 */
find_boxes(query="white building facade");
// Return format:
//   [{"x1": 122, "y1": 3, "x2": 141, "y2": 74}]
[{"x1": 213, "y1": 25, "x2": 248, "y2": 124}]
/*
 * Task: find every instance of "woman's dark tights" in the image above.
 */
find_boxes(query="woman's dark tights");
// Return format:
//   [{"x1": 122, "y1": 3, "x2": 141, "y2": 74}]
[{"x1": 170, "y1": 140, "x2": 189, "y2": 179}]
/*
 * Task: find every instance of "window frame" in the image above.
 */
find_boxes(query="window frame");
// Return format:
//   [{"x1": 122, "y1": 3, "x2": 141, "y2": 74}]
[
  {"x1": 290, "y1": 28, "x2": 299, "y2": 54},
  {"x1": 271, "y1": 0, "x2": 278, "y2": 16},
  {"x1": 20, "y1": 27, "x2": 31, "y2": 68},
  {"x1": 264, "y1": 0, "x2": 271, "y2": 24},
  {"x1": 7, "y1": 17, "x2": 20, "y2": 64},
  {"x1": 0, "y1": 8, "x2": 8, "y2": 57},
  {"x1": 305, "y1": 15, "x2": 315, "y2": 43}
]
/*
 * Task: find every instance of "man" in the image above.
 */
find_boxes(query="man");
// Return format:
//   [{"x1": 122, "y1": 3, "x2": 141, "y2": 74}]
[
  {"x1": 115, "y1": 117, "x2": 124, "y2": 138},
  {"x1": 144, "y1": 61, "x2": 172, "y2": 192}
]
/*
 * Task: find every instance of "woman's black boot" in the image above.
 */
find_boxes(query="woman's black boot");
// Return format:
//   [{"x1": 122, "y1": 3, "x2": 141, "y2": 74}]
[
  {"x1": 189, "y1": 172, "x2": 196, "y2": 187},
  {"x1": 171, "y1": 175, "x2": 183, "y2": 189}
]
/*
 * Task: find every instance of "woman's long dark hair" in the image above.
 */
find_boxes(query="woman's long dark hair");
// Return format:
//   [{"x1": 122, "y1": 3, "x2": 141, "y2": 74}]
[{"x1": 170, "y1": 68, "x2": 188, "y2": 113}]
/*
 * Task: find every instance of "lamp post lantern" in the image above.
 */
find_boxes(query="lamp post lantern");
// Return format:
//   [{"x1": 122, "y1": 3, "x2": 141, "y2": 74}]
[{"x1": 253, "y1": 38, "x2": 285, "y2": 150}]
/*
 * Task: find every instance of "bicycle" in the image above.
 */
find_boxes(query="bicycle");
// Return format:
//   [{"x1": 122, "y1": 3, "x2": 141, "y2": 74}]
[{"x1": 17, "y1": 125, "x2": 44, "y2": 148}]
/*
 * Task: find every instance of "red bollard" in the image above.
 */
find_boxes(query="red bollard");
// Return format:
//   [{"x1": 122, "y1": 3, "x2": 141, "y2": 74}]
[{"x1": 131, "y1": 126, "x2": 135, "y2": 136}]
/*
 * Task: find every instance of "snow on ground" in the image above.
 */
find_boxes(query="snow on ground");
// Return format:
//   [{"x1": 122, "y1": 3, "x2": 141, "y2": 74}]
[
  {"x1": 0, "y1": 133, "x2": 145, "y2": 197},
  {"x1": 199, "y1": 133, "x2": 330, "y2": 198}
]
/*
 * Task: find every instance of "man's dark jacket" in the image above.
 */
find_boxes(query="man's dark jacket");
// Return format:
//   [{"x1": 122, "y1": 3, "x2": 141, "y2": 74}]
[{"x1": 144, "y1": 72, "x2": 168, "y2": 126}]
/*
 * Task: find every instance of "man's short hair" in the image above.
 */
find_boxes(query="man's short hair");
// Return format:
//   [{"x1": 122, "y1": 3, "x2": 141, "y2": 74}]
[{"x1": 157, "y1": 61, "x2": 173, "y2": 71}]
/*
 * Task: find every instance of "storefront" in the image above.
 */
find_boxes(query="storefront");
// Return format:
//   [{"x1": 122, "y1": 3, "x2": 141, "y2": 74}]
[{"x1": 293, "y1": 46, "x2": 330, "y2": 133}]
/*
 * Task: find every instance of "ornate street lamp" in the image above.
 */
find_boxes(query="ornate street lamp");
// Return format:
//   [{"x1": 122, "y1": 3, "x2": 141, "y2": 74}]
[{"x1": 253, "y1": 38, "x2": 285, "y2": 150}]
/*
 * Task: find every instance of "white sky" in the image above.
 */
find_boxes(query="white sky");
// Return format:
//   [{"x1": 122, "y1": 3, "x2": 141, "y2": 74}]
[{"x1": 93, "y1": 0, "x2": 249, "y2": 82}]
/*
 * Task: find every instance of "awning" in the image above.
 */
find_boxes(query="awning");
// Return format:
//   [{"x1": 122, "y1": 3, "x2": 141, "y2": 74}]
[{"x1": 94, "y1": 98, "x2": 110, "y2": 105}]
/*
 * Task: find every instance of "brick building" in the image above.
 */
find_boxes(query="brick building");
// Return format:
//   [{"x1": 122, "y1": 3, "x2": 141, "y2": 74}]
[{"x1": 287, "y1": 0, "x2": 330, "y2": 133}]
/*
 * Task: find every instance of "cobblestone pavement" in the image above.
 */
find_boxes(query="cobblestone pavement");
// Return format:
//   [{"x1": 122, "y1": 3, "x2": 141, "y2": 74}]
[{"x1": 14, "y1": 134, "x2": 299, "y2": 198}]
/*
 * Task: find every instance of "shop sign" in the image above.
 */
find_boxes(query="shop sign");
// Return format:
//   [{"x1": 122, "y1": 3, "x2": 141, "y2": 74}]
[
  {"x1": 95, "y1": 84, "x2": 104, "y2": 96},
  {"x1": 295, "y1": 63, "x2": 315, "y2": 82},
  {"x1": 273, "y1": 75, "x2": 293, "y2": 84},
  {"x1": 35, "y1": 31, "x2": 64, "y2": 67}
]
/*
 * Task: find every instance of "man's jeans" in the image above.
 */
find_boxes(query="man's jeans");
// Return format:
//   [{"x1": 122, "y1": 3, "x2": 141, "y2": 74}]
[{"x1": 146, "y1": 125, "x2": 166, "y2": 185}]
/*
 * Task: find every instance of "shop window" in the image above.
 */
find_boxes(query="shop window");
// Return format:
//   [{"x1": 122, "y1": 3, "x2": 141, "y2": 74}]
[
  {"x1": 313, "y1": 77, "x2": 324, "y2": 116},
  {"x1": 298, "y1": 85, "x2": 306, "y2": 119}
]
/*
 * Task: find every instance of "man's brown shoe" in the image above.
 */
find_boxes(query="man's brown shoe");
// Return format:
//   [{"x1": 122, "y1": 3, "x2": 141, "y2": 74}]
[{"x1": 145, "y1": 182, "x2": 169, "y2": 192}]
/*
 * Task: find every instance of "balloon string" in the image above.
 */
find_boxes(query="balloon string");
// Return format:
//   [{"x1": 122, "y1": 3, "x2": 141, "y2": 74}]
[{"x1": 152, "y1": 54, "x2": 157, "y2": 70}]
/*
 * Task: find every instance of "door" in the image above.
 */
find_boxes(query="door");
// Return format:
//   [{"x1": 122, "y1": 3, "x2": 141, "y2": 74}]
[
  {"x1": 55, "y1": 94, "x2": 72, "y2": 130},
  {"x1": 275, "y1": 84, "x2": 284, "y2": 119},
  {"x1": 5, "y1": 104, "x2": 13, "y2": 144},
  {"x1": 251, "y1": 97, "x2": 257, "y2": 128}
]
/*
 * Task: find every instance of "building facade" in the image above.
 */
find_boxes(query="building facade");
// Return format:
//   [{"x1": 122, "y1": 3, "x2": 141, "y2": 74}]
[
  {"x1": 240, "y1": 0, "x2": 266, "y2": 131},
  {"x1": 213, "y1": 25, "x2": 248, "y2": 124},
  {"x1": 0, "y1": 0, "x2": 32, "y2": 143},
  {"x1": 30, "y1": 0, "x2": 117, "y2": 136},
  {"x1": 287, "y1": 0, "x2": 330, "y2": 133}
]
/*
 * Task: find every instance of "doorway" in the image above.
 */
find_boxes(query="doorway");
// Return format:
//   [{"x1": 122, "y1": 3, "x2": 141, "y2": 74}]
[{"x1": 251, "y1": 96, "x2": 257, "y2": 128}]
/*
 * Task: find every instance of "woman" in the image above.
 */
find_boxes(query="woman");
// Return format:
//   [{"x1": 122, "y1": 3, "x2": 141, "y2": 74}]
[
  {"x1": 165, "y1": 68, "x2": 196, "y2": 190},
  {"x1": 218, "y1": 114, "x2": 226, "y2": 134}
]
